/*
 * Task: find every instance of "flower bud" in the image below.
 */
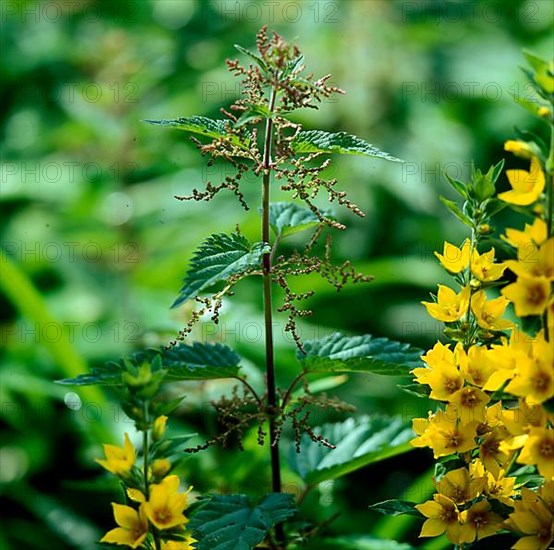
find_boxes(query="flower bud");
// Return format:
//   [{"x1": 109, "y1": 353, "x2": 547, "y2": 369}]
[{"x1": 152, "y1": 415, "x2": 168, "y2": 441}]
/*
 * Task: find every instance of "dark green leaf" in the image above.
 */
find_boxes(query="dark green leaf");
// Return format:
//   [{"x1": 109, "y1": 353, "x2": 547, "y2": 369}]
[
  {"x1": 56, "y1": 363, "x2": 121, "y2": 386},
  {"x1": 173, "y1": 233, "x2": 269, "y2": 307},
  {"x1": 368, "y1": 500, "x2": 421, "y2": 517},
  {"x1": 298, "y1": 333, "x2": 424, "y2": 376},
  {"x1": 291, "y1": 130, "x2": 403, "y2": 162},
  {"x1": 288, "y1": 415, "x2": 414, "y2": 484},
  {"x1": 439, "y1": 196, "x2": 472, "y2": 227},
  {"x1": 161, "y1": 341, "x2": 241, "y2": 380},
  {"x1": 144, "y1": 116, "x2": 249, "y2": 149},
  {"x1": 190, "y1": 493, "x2": 296, "y2": 550},
  {"x1": 269, "y1": 202, "x2": 328, "y2": 237}
]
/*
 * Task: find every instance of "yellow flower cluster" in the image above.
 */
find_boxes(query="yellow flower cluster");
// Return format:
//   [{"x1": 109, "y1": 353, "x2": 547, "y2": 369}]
[
  {"x1": 96, "y1": 419, "x2": 196, "y2": 549},
  {"x1": 412, "y1": 140, "x2": 553, "y2": 548}
]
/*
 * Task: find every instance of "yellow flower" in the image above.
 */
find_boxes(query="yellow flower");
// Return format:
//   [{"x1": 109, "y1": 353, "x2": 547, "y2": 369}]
[
  {"x1": 504, "y1": 140, "x2": 536, "y2": 159},
  {"x1": 425, "y1": 365, "x2": 464, "y2": 401},
  {"x1": 517, "y1": 427, "x2": 554, "y2": 480},
  {"x1": 415, "y1": 494, "x2": 463, "y2": 544},
  {"x1": 470, "y1": 248, "x2": 507, "y2": 282},
  {"x1": 462, "y1": 345, "x2": 495, "y2": 387},
  {"x1": 501, "y1": 276, "x2": 550, "y2": 317},
  {"x1": 470, "y1": 291, "x2": 514, "y2": 331},
  {"x1": 422, "y1": 285, "x2": 471, "y2": 322},
  {"x1": 507, "y1": 488, "x2": 554, "y2": 550},
  {"x1": 142, "y1": 475, "x2": 190, "y2": 531},
  {"x1": 100, "y1": 503, "x2": 148, "y2": 549},
  {"x1": 411, "y1": 411, "x2": 479, "y2": 458},
  {"x1": 153, "y1": 415, "x2": 168, "y2": 441},
  {"x1": 508, "y1": 237, "x2": 554, "y2": 281},
  {"x1": 503, "y1": 218, "x2": 548, "y2": 249},
  {"x1": 96, "y1": 433, "x2": 136, "y2": 477},
  {"x1": 458, "y1": 499, "x2": 504, "y2": 543},
  {"x1": 498, "y1": 157, "x2": 545, "y2": 206},
  {"x1": 436, "y1": 467, "x2": 486, "y2": 505},
  {"x1": 447, "y1": 386, "x2": 490, "y2": 424},
  {"x1": 435, "y1": 239, "x2": 471, "y2": 273},
  {"x1": 479, "y1": 424, "x2": 511, "y2": 479},
  {"x1": 161, "y1": 535, "x2": 197, "y2": 549},
  {"x1": 482, "y1": 467, "x2": 517, "y2": 507},
  {"x1": 505, "y1": 335, "x2": 554, "y2": 404}
]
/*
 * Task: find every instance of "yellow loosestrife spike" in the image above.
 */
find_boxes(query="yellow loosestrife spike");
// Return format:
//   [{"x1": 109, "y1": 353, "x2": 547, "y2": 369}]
[
  {"x1": 96, "y1": 433, "x2": 136, "y2": 476},
  {"x1": 498, "y1": 157, "x2": 545, "y2": 206}
]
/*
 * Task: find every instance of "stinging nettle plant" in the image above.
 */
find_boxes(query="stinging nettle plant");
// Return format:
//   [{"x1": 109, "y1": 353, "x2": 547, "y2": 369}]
[{"x1": 59, "y1": 27, "x2": 425, "y2": 549}]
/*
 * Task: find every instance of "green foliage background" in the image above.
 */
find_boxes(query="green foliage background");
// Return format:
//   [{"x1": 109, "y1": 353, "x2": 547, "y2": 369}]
[{"x1": 1, "y1": 1, "x2": 552, "y2": 548}]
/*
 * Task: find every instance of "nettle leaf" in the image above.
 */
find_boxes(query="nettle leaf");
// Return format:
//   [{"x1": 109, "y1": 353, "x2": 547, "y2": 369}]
[
  {"x1": 161, "y1": 342, "x2": 241, "y2": 380},
  {"x1": 368, "y1": 499, "x2": 421, "y2": 517},
  {"x1": 144, "y1": 116, "x2": 249, "y2": 149},
  {"x1": 288, "y1": 415, "x2": 414, "y2": 485},
  {"x1": 56, "y1": 363, "x2": 122, "y2": 386},
  {"x1": 173, "y1": 233, "x2": 269, "y2": 308},
  {"x1": 190, "y1": 493, "x2": 296, "y2": 550},
  {"x1": 298, "y1": 333, "x2": 424, "y2": 376},
  {"x1": 269, "y1": 202, "x2": 328, "y2": 238},
  {"x1": 57, "y1": 342, "x2": 242, "y2": 386},
  {"x1": 291, "y1": 130, "x2": 403, "y2": 162}
]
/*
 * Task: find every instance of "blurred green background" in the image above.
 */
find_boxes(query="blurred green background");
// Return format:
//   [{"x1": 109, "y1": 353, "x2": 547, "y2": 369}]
[{"x1": 1, "y1": 0, "x2": 552, "y2": 548}]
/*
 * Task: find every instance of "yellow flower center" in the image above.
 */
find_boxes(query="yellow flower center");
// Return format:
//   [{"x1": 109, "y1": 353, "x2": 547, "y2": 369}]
[
  {"x1": 439, "y1": 506, "x2": 457, "y2": 523},
  {"x1": 445, "y1": 378, "x2": 461, "y2": 392},
  {"x1": 471, "y1": 512, "x2": 488, "y2": 528}
]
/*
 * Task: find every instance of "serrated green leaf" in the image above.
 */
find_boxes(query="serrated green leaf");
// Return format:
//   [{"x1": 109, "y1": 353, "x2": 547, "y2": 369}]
[
  {"x1": 190, "y1": 493, "x2": 296, "y2": 550},
  {"x1": 56, "y1": 363, "x2": 122, "y2": 386},
  {"x1": 269, "y1": 202, "x2": 327, "y2": 237},
  {"x1": 144, "y1": 116, "x2": 250, "y2": 149},
  {"x1": 291, "y1": 130, "x2": 403, "y2": 162},
  {"x1": 288, "y1": 415, "x2": 414, "y2": 485},
  {"x1": 173, "y1": 233, "x2": 269, "y2": 307},
  {"x1": 161, "y1": 341, "x2": 241, "y2": 380},
  {"x1": 58, "y1": 341, "x2": 241, "y2": 387},
  {"x1": 234, "y1": 44, "x2": 268, "y2": 72},
  {"x1": 369, "y1": 500, "x2": 421, "y2": 517},
  {"x1": 439, "y1": 196, "x2": 472, "y2": 227},
  {"x1": 297, "y1": 333, "x2": 424, "y2": 376}
]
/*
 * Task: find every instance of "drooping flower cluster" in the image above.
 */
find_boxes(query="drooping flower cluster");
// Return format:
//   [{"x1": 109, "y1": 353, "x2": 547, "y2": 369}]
[{"x1": 410, "y1": 51, "x2": 553, "y2": 550}]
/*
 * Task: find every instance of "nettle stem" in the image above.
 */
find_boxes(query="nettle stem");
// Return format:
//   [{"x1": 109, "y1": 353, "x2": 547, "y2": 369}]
[
  {"x1": 262, "y1": 86, "x2": 281, "y2": 490},
  {"x1": 261, "y1": 84, "x2": 285, "y2": 544}
]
